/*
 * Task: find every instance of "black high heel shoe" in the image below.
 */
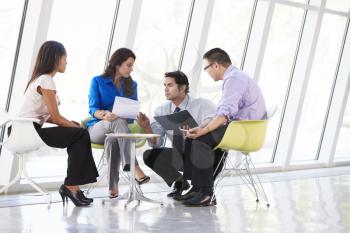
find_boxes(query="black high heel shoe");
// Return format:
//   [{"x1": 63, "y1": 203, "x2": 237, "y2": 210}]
[
  {"x1": 77, "y1": 190, "x2": 93, "y2": 203},
  {"x1": 59, "y1": 185, "x2": 91, "y2": 207},
  {"x1": 135, "y1": 176, "x2": 150, "y2": 185}
]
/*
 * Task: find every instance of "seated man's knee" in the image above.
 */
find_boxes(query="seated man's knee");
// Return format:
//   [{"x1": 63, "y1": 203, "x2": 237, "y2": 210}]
[
  {"x1": 143, "y1": 149, "x2": 153, "y2": 167},
  {"x1": 78, "y1": 128, "x2": 90, "y2": 141},
  {"x1": 190, "y1": 140, "x2": 215, "y2": 170}
]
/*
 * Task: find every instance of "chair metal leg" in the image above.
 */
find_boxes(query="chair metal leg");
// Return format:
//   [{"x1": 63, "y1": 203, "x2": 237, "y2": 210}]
[
  {"x1": 87, "y1": 149, "x2": 105, "y2": 194},
  {"x1": 236, "y1": 153, "x2": 270, "y2": 207},
  {"x1": 246, "y1": 155, "x2": 269, "y2": 206}
]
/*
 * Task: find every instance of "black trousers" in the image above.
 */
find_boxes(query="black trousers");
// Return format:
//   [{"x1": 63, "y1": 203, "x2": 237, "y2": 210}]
[
  {"x1": 143, "y1": 140, "x2": 226, "y2": 187},
  {"x1": 34, "y1": 123, "x2": 99, "y2": 186},
  {"x1": 183, "y1": 125, "x2": 228, "y2": 188}
]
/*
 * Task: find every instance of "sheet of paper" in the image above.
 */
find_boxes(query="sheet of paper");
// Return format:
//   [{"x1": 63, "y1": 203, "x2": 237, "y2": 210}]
[{"x1": 112, "y1": 96, "x2": 140, "y2": 119}]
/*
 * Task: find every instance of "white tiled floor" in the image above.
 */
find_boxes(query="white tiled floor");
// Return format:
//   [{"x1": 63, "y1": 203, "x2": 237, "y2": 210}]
[{"x1": 1, "y1": 167, "x2": 350, "y2": 233}]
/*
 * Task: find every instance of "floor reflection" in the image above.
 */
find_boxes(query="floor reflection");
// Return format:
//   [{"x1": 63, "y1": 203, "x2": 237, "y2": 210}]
[{"x1": 0, "y1": 168, "x2": 350, "y2": 233}]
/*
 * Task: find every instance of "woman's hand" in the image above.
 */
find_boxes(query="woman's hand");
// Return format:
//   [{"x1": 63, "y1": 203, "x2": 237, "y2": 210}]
[{"x1": 103, "y1": 111, "x2": 118, "y2": 122}]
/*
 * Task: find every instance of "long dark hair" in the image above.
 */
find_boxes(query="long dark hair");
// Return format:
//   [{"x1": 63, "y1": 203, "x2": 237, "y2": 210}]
[
  {"x1": 103, "y1": 48, "x2": 136, "y2": 97},
  {"x1": 25, "y1": 40, "x2": 66, "y2": 92}
]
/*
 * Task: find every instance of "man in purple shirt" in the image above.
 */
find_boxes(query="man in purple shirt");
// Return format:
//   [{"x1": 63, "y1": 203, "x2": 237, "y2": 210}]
[{"x1": 180, "y1": 48, "x2": 266, "y2": 207}]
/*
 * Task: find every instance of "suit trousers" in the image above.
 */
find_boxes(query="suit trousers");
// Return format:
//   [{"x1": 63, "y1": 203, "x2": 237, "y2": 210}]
[
  {"x1": 143, "y1": 140, "x2": 226, "y2": 187},
  {"x1": 183, "y1": 125, "x2": 228, "y2": 188}
]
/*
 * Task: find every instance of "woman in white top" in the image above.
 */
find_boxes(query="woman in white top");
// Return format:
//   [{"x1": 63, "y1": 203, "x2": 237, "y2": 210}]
[{"x1": 18, "y1": 41, "x2": 98, "y2": 207}]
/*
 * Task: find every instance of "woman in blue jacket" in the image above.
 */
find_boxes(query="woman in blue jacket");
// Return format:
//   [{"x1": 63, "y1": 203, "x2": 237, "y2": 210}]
[{"x1": 87, "y1": 48, "x2": 149, "y2": 198}]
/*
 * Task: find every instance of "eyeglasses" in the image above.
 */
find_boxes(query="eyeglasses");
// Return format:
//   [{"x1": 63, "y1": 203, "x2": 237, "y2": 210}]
[{"x1": 203, "y1": 63, "x2": 213, "y2": 71}]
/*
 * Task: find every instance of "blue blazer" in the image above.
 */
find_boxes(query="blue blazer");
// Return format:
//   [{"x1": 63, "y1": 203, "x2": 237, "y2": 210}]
[{"x1": 87, "y1": 75, "x2": 137, "y2": 128}]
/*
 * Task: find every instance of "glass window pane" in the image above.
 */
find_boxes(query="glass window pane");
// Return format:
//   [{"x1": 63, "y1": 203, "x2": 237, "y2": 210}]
[
  {"x1": 47, "y1": 0, "x2": 116, "y2": 121},
  {"x1": 292, "y1": 14, "x2": 347, "y2": 161},
  {"x1": 335, "y1": 97, "x2": 350, "y2": 160},
  {"x1": 130, "y1": 0, "x2": 192, "y2": 115},
  {"x1": 252, "y1": 4, "x2": 305, "y2": 163},
  {"x1": 326, "y1": 0, "x2": 350, "y2": 12},
  {"x1": 0, "y1": 1, "x2": 25, "y2": 108},
  {"x1": 290, "y1": 0, "x2": 308, "y2": 3},
  {"x1": 198, "y1": 0, "x2": 256, "y2": 104},
  {"x1": 26, "y1": 0, "x2": 117, "y2": 178},
  {"x1": 0, "y1": 1, "x2": 25, "y2": 154}
]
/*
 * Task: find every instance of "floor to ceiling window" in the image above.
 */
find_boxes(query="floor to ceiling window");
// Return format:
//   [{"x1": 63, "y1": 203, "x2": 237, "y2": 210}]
[
  {"x1": 0, "y1": 0, "x2": 26, "y2": 142},
  {"x1": 0, "y1": 0, "x2": 349, "y2": 187},
  {"x1": 0, "y1": 0, "x2": 25, "y2": 109},
  {"x1": 26, "y1": 0, "x2": 117, "y2": 178},
  {"x1": 335, "y1": 97, "x2": 350, "y2": 160},
  {"x1": 253, "y1": 3, "x2": 305, "y2": 163},
  {"x1": 197, "y1": 0, "x2": 256, "y2": 104},
  {"x1": 123, "y1": 0, "x2": 192, "y2": 117},
  {"x1": 292, "y1": 13, "x2": 348, "y2": 161}
]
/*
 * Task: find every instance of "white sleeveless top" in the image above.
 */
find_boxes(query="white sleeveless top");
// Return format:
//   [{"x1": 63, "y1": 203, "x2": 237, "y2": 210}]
[{"x1": 18, "y1": 74, "x2": 58, "y2": 125}]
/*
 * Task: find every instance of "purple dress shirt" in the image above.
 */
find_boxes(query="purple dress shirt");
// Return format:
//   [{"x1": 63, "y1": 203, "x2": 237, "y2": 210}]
[{"x1": 215, "y1": 65, "x2": 266, "y2": 121}]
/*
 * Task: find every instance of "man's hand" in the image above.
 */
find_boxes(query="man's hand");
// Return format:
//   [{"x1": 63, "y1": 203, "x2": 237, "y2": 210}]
[
  {"x1": 186, "y1": 115, "x2": 227, "y2": 139},
  {"x1": 186, "y1": 127, "x2": 207, "y2": 139},
  {"x1": 179, "y1": 125, "x2": 190, "y2": 138},
  {"x1": 137, "y1": 112, "x2": 150, "y2": 129}
]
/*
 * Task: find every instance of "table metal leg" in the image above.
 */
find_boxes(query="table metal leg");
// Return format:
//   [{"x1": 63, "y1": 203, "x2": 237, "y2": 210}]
[
  {"x1": 124, "y1": 140, "x2": 163, "y2": 207},
  {"x1": 102, "y1": 136, "x2": 163, "y2": 207}
]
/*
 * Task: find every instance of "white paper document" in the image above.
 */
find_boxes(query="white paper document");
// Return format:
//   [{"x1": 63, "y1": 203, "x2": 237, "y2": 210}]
[{"x1": 112, "y1": 96, "x2": 140, "y2": 119}]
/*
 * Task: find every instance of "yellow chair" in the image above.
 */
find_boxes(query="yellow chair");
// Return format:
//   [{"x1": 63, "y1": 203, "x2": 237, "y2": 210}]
[
  {"x1": 80, "y1": 117, "x2": 146, "y2": 194},
  {"x1": 214, "y1": 120, "x2": 270, "y2": 207}
]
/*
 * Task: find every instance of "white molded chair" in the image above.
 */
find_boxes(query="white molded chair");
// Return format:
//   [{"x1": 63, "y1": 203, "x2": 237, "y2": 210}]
[{"x1": 0, "y1": 113, "x2": 52, "y2": 206}]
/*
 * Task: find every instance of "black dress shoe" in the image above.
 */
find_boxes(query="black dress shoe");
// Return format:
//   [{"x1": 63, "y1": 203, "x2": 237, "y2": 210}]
[
  {"x1": 77, "y1": 190, "x2": 93, "y2": 203},
  {"x1": 59, "y1": 185, "x2": 91, "y2": 207},
  {"x1": 167, "y1": 180, "x2": 190, "y2": 198},
  {"x1": 123, "y1": 164, "x2": 130, "y2": 172},
  {"x1": 173, "y1": 186, "x2": 198, "y2": 201},
  {"x1": 183, "y1": 192, "x2": 216, "y2": 207}
]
